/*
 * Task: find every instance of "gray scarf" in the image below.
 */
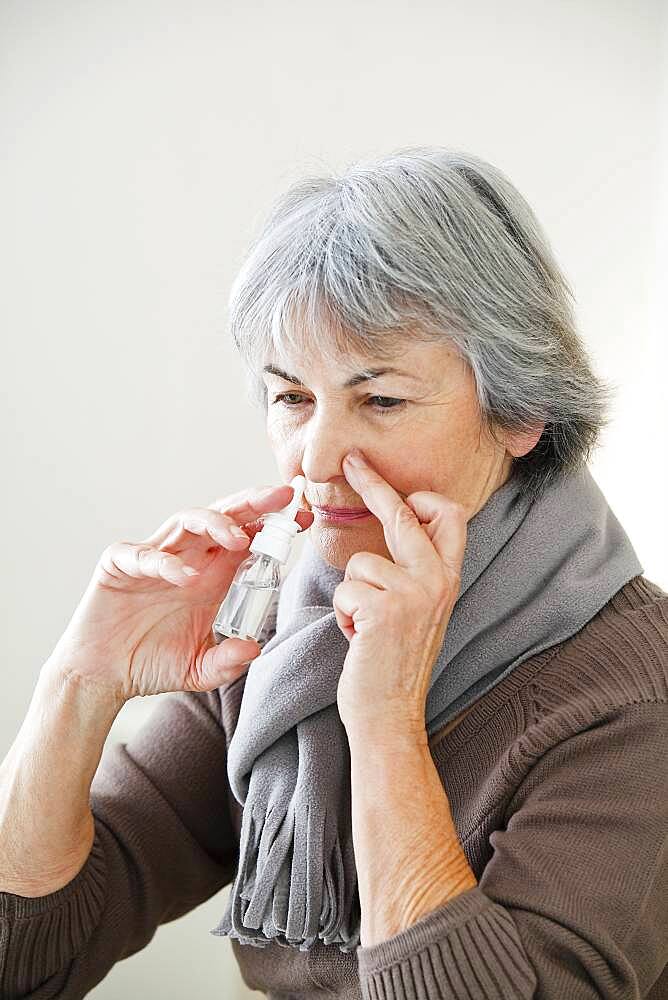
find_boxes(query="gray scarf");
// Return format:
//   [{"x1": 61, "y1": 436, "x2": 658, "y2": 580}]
[{"x1": 210, "y1": 463, "x2": 643, "y2": 953}]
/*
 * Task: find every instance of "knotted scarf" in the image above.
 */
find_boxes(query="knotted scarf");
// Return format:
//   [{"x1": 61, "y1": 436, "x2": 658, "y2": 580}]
[{"x1": 210, "y1": 463, "x2": 643, "y2": 953}]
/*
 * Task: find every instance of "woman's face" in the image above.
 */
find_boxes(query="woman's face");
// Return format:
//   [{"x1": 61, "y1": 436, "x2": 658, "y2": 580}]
[{"x1": 263, "y1": 336, "x2": 541, "y2": 571}]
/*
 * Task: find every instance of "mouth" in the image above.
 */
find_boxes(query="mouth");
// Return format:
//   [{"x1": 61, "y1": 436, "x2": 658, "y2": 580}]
[
  {"x1": 312, "y1": 504, "x2": 369, "y2": 515},
  {"x1": 311, "y1": 504, "x2": 372, "y2": 523}
]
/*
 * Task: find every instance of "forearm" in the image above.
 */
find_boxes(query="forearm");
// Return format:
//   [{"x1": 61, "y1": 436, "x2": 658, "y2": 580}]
[
  {"x1": 0, "y1": 657, "x2": 126, "y2": 896},
  {"x1": 347, "y1": 726, "x2": 478, "y2": 948}
]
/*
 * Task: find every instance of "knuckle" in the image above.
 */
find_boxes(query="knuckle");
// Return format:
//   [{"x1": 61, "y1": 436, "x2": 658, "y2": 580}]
[
  {"x1": 185, "y1": 509, "x2": 222, "y2": 535},
  {"x1": 102, "y1": 541, "x2": 119, "y2": 560},
  {"x1": 103, "y1": 541, "x2": 132, "y2": 566},
  {"x1": 135, "y1": 545, "x2": 156, "y2": 566},
  {"x1": 386, "y1": 591, "x2": 405, "y2": 615},
  {"x1": 345, "y1": 549, "x2": 377, "y2": 578},
  {"x1": 344, "y1": 552, "x2": 361, "y2": 575},
  {"x1": 217, "y1": 513, "x2": 240, "y2": 530},
  {"x1": 193, "y1": 507, "x2": 238, "y2": 533},
  {"x1": 395, "y1": 505, "x2": 416, "y2": 529}
]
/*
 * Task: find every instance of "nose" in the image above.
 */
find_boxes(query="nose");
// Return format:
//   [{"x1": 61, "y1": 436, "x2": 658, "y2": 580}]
[{"x1": 298, "y1": 414, "x2": 366, "y2": 502}]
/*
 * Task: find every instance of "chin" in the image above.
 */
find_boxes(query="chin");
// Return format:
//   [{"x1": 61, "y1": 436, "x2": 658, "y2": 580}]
[{"x1": 310, "y1": 523, "x2": 390, "y2": 570}]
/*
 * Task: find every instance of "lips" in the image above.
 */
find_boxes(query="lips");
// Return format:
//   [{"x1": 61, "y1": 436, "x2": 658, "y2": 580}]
[
  {"x1": 313, "y1": 505, "x2": 370, "y2": 515},
  {"x1": 311, "y1": 505, "x2": 373, "y2": 524}
]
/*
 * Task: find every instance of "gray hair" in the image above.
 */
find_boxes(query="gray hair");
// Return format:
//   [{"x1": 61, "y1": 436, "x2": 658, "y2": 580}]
[{"x1": 228, "y1": 145, "x2": 616, "y2": 502}]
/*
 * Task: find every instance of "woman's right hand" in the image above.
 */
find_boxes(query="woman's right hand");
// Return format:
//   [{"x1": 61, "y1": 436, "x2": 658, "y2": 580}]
[{"x1": 45, "y1": 483, "x2": 314, "y2": 704}]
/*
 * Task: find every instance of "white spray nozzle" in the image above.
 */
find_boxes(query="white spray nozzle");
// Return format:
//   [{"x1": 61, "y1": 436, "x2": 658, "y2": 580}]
[
  {"x1": 249, "y1": 474, "x2": 307, "y2": 564},
  {"x1": 282, "y1": 475, "x2": 306, "y2": 523}
]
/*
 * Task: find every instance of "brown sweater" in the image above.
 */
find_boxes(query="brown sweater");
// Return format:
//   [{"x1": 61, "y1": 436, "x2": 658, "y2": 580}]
[{"x1": 1, "y1": 573, "x2": 667, "y2": 999}]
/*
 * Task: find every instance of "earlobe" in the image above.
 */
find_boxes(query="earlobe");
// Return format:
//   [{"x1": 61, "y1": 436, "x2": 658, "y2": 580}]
[{"x1": 507, "y1": 423, "x2": 545, "y2": 458}]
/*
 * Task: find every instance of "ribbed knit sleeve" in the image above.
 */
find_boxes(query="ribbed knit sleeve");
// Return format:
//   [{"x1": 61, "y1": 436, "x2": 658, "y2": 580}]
[
  {"x1": 0, "y1": 688, "x2": 239, "y2": 999},
  {"x1": 356, "y1": 700, "x2": 668, "y2": 1000}
]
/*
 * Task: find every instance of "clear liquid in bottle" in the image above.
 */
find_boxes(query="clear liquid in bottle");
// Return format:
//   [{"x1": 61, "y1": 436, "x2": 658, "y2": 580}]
[{"x1": 212, "y1": 578, "x2": 278, "y2": 643}]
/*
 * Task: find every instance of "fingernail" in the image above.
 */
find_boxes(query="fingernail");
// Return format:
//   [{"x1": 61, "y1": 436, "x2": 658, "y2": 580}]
[
  {"x1": 345, "y1": 450, "x2": 366, "y2": 468},
  {"x1": 231, "y1": 526, "x2": 247, "y2": 539}
]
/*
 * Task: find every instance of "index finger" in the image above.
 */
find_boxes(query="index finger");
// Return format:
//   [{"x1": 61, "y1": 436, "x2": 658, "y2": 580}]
[
  {"x1": 208, "y1": 483, "x2": 312, "y2": 530},
  {"x1": 342, "y1": 452, "x2": 436, "y2": 569}
]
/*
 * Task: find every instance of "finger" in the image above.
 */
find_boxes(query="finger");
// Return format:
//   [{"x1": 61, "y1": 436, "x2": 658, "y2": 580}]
[
  {"x1": 208, "y1": 483, "x2": 299, "y2": 522},
  {"x1": 209, "y1": 483, "x2": 314, "y2": 535},
  {"x1": 342, "y1": 550, "x2": 407, "y2": 592},
  {"x1": 404, "y1": 491, "x2": 468, "y2": 584},
  {"x1": 141, "y1": 484, "x2": 298, "y2": 550},
  {"x1": 342, "y1": 450, "x2": 436, "y2": 570},
  {"x1": 333, "y1": 578, "x2": 386, "y2": 640},
  {"x1": 144, "y1": 484, "x2": 314, "y2": 551},
  {"x1": 157, "y1": 508, "x2": 253, "y2": 552},
  {"x1": 195, "y1": 636, "x2": 262, "y2": 690},
  {"x1": 101, "y1": 542, "x2": 200, "y2": 587},
  {"x1": 206, "y1": 482, "x2": 286, "y2": 508}
]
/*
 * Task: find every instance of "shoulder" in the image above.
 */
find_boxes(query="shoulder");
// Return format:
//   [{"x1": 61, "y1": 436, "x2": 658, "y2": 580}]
[
  {"x1": 521, "y1": 573, "x2": 667, "y2": 747},
  {"x1": 427, "y1": 576, "x2": 667, "y2": 841}
]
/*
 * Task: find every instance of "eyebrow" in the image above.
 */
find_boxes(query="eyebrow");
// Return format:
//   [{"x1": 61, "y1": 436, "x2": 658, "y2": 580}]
[{"x1": 262, "y1": 364, "x2": 421, "y2": 389}]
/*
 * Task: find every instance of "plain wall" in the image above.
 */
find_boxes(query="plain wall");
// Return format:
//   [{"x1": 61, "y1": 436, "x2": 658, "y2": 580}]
[{"x1": 1, "y1": 0, "x2": 666, "y2": 997}]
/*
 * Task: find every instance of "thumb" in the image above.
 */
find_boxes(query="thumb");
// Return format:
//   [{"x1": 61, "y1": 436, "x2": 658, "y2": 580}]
[{"x1": 197, "y1": 635, "x2": 261, "y2": 691}]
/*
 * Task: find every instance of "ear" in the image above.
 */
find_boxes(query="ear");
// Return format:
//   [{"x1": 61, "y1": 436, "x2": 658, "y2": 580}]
[{"x1": 505, "y1": 422, "x2": 545, "y2": 458}]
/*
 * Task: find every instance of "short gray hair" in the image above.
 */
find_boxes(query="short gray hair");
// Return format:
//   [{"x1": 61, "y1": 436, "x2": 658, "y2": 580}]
[{"x1": 228, "y1": 145, "x2": 616, "y2": 502}]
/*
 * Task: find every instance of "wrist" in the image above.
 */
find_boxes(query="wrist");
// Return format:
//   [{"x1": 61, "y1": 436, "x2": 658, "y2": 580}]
[
  {"x1": 41, "y1": 651, "x2": 128, "y2": 718},
  {"x1": 0, "y1": 656, "x2": 125, "y2": 896},
  {"x1": 343, "y1": 714, "x2": 428, "y2": 753}
]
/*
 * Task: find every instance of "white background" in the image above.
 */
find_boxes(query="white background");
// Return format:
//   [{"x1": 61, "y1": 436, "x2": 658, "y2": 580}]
[{"x1": 1, "y1": 1, "x2": 666, "y2": 997}]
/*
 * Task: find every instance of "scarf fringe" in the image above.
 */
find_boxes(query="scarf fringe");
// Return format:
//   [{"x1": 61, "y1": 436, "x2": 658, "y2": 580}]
[{"x1": 210, "y1": 798, "x2": 361, "y2": 952}]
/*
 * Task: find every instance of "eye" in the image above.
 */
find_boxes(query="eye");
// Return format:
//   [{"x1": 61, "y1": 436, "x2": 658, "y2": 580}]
[
  {"x1": 369, "y1": 396, "x2": 407, "y2": 414},
  {"x1": 270, "y1": 393, "x2": 407, "y2": 416}
]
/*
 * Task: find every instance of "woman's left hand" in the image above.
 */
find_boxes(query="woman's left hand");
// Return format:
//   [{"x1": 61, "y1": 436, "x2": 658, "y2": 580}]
[{"x1": 333, "y1": 448, "x2": 469, "y2": 738}]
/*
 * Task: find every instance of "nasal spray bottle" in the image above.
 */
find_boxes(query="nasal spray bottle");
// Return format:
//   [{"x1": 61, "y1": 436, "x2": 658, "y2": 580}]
[{"x1": 212, "y1": 475, "x2": 307, "y2": 646}]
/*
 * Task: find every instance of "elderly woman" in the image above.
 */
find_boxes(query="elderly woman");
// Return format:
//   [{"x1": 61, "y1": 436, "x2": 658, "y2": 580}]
[{"x1": 1, "y1": 147, "x2": 666, "y2": 1000}]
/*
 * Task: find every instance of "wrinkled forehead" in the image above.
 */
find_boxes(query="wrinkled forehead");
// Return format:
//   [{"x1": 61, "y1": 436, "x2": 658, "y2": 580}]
[
  {"x1": 264, "y1": 340, "x2": 409, "y2": 378},
  {"x1": 265, "y1": 327, "x2": 430, "y2": 380},
  {"x1": 263, "y1": 293, "x2": 414, "y2": 369}
]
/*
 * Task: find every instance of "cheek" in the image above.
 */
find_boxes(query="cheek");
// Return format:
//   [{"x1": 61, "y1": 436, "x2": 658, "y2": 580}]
[
  {"x1": 385, "y1": 435, "x2": 470, "y2": 497},
  {"x1": 266, "y1": 415, "x2": 289, "y2": 447},
  {"x1": 266, "y1": 424, "x2": 301, "y2": 476},
  {"x1": 266, "y1": 409, "x2": 300, "y2": 439}
]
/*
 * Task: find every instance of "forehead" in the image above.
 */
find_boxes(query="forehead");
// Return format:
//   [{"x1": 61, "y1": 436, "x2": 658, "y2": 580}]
[{"x1": 263, "y1": 336, "x2": 465, "y2": 386}]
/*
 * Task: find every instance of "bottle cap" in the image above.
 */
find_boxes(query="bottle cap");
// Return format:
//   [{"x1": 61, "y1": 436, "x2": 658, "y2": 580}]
[{"x1": 249, "y1": 475, "x2": 307, "y2": 564}]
